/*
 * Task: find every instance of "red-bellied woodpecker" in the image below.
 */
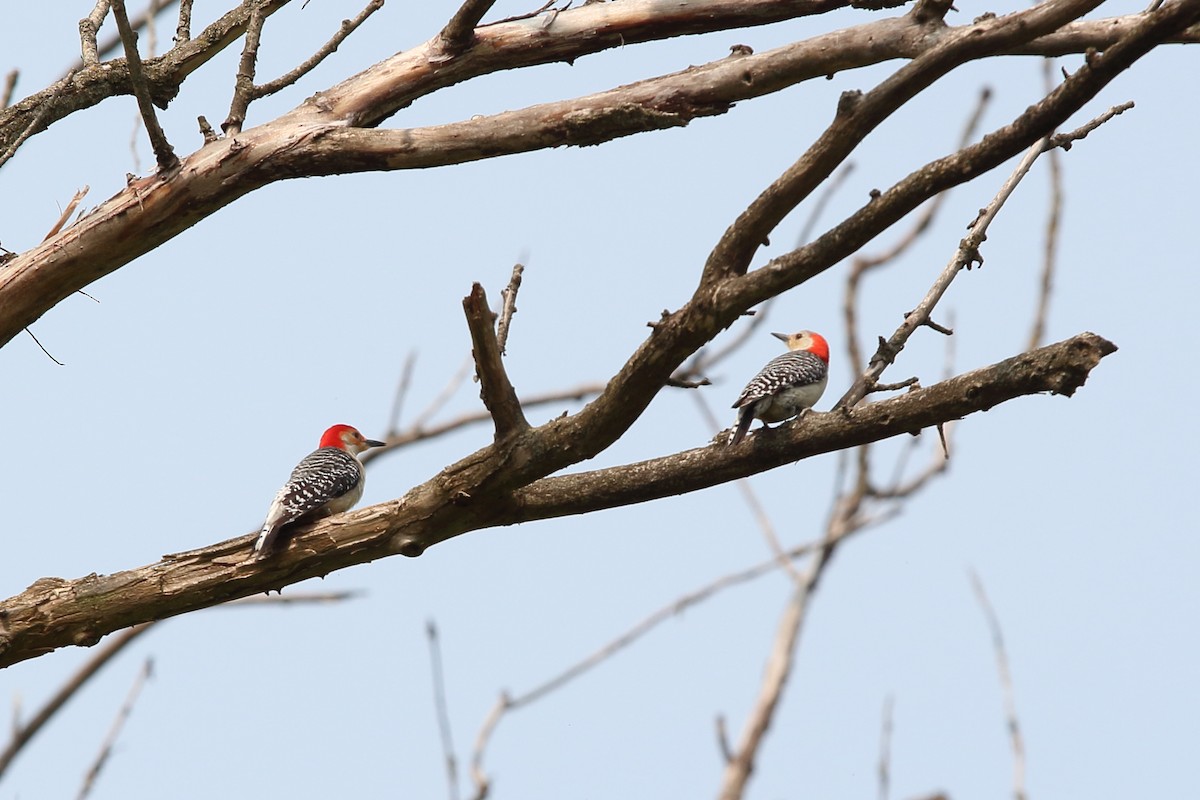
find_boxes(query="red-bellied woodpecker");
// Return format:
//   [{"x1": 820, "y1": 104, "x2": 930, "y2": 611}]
[
  {"x1": 252, "y1": 424, "x2": 386, "y2": 558},
  {"x1": 729, "y1": 330, "x2": 830, "y2": 446}
]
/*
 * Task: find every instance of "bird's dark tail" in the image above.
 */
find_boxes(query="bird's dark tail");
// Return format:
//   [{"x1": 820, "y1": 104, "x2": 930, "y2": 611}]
[{"x1": 728, "y1": 409, "x2": 754, "y2": 446}]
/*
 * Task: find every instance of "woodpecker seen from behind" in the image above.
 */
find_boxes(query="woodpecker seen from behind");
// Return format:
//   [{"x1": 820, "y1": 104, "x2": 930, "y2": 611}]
[
  {"x1": 729, "y1": 330, "x2": 830, "y2": 446},
  {"x1": 253, "y1": 424, "x2": 386, "y2": 558}
]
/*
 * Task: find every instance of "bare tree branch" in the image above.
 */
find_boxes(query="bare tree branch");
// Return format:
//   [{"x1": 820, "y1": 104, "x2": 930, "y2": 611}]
[
  {"x1": 0, "y1": 70, "x2": 77, "y2": 171},
  {"x1": 175, "y1": 0, "x2": 195, "y2": 45},
  {"x1": 111, "y1": 0, "x2": 178, "y2": 171},
  {"x1": 222, "y1": 0, "x2": 269, "y2": 136},
  {"x1": 253, "y1": 0, "x2": 385, "y2": 99},
  {"x1": 0, "y1": 625, "x2": 151, "y2": 778},
  {"x1": 845, "y1": 86, "x2": 991, "y2": 373},
  {"x1": 469, "y1": 536, "x2": 827, "y2": 796},
  {"x1": 438, "y1": 0, "x2": 500, "y2": 56},
  {"x1": 463, "y1": 283, "x2": 529, "y2": 440},
  {"x1": 970, "y1": 571, "x2": 1027, "y2": 800},
  {"x1": 836, "y1": 101, "x2": 1131, "y2": 410},
  {"x1": 5, "y1": 0, "x2": 1195, "y2": 346},
  {"x1": 75, "y1": 657, "x2": 153, "y2": 800},
  {"x1": 0, "y1": 332, "x2": 1110, "y2": 670},
  {"x1": 1, "y1": 71, "x2": 17, "y2": 110},
  {"x1": 0, "y1": 591, "x2": 354, "y2": 776},
  {"x1": 426, "y1": 621, "x2": 460, "y2": 800},
  {"x1": 495, "y1": 263, "x2": 524, "y2": 355},
  {"x1": 878, "y1": 695, "x2": 894, "y2": 800},
  {"x1": 1028, "y1": 58, "x2": 1065, "y2": 351},
  {"x1": 80, "y1": 1, "x2": 113, "y2": 67}
]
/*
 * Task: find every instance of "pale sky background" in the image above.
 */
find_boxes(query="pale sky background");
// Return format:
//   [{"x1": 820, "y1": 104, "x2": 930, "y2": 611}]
[{"x1": 1, "y1": 2, "x2": 1197, "y2": 799}]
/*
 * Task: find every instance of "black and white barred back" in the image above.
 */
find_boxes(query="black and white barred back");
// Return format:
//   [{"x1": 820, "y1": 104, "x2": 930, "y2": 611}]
[
  {"x1": 253, "y1": 447, "x2": 365, "y2": 556},
  {"x1": 730, "y1": 350, "x2": 829, "y2": 446}
]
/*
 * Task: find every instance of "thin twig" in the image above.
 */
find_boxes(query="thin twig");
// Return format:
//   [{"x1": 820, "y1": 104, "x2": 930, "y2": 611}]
[
  {"x1": 845, "y1": 86, "x2": 992, "y2": 374},
  {"x1": 388, "y1": 352, "x2": 419, "y2": 436},
  {"x1": 0, "y1": 625, "x2": 150, "y2": 779},
  {"x1": 0, "y1": 70, "x2": 77, "y2": 171},
  {"x1": 684, "y1": 161, "x2": 855, "y2": 382},
  {"x1": 176, "y1": 0, "x2": 195, "y2": 44},
  {"x1": 426, "y1": 621, "x2": 460, "y2": 800},
  {"x1": 75, "y1": 657, "x2": 153, "y2": 800},
  {"x1": 111, "y1": 0, "x2": 178, "y2": 171},
  {"x1": 222, "y1": 0, "x2": 269, "y2": 135},
  {"x1": 23, "y1": 328, "x2": 64, "y2": 366},
  {"x1": 692, "y1": 390, "x2": 803, "y2": 584},
  {"x1": 0, "y1": 592, "x2": 355, "y2": 779},
  {"x1": 496, "y1": 263, "x2": 524, "y2": 355},
  {"x1": 468, "y1": 537, "x2": 826, "y2": 797},
  {"x1": 253, "y1": 0, "x2": 385, "y2": 99},
  {"x1": 410, "y1": 355, "x2": 474, "y2": 432},
  {"x1": 463, "y1": 283, "x2": 528, "y2": 439},
  {"x1": 718, "y1": 523, "x2": 845, "y2": 800},
  {"x1": 1027, "y1": 68, "x2": 1062, "y2": 351},
  {"x1": 1, "y1": 70, "x2": 17, "y2": 110},
  {"x1": 970, "y1": 571, "x2": 1026, "y2": 800},
  {"x1": 835, "y1": 101, "x2": 1128, "y2": 411},
  {"x1": 91, "y1": 0, "x2": 170, "y2": 64},
  {"x1": 878, "y1": 695, "x2": 893, "y2": 800},
  {"x1": 80, "y1": 1, "x2": 112, "y2": 66},
  {"x1": 43, "y1": 187, "x2": 91, "y2": 241},
  {"x1": 439, "y1": 0, "x2": 500, "y2": 56},
  {"x1": 363, "y1": 382, "x2": 606, "y2": 466}
]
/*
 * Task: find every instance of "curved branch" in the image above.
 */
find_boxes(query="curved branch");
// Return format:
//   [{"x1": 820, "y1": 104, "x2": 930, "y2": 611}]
[
  {"x1": 0, "y1": 332, "x2": 1114, "y2": 669},
  {"x1": 4, "y1": 1, "x2": 1197, "y2": 348}
]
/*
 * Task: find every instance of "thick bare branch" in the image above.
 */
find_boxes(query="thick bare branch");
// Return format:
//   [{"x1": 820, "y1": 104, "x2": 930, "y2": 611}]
[
  {"x1": 5, "y1": 0, "x2": 1195, "y2": 348},
  {"x1": 0, "y1": 332, "x2": 1113, "y2": 669},
  {"x1": 0, "y1": 0, "x2": 291, "y2": 159}
]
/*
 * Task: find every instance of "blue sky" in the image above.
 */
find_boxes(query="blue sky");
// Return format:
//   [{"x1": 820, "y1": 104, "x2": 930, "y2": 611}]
[{"x1": 1, "y1": 2, "x2": 1197, "y2": 798}]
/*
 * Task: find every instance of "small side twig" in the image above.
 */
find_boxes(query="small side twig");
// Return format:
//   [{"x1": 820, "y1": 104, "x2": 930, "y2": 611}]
[
  {"x1": 176, "y1": 0, "x2": 195, "y2": 44},
  {"x1": 111, "y1": 0, "x2": 178, "y2": 172},
  {"x1": 844, "y1": 86, "x2": 991, "y2": 374},
  {"x1": 878, "y1": 695, "x2": 894, "y2": 800},
  {"x1": 43, "y1": 187, "x2": 91, "y2": 241},
  {"x1": 0, "y1": 591, "x2": 355, "y2": 779},
  {"x1": 835, "y1": 101, "x2": 1131, "y2": 411},
  {"x1": 970, "y1": 570, "x2": 1026, "y2": 800},
  {"x1": 0, "y1": 70, "x2": 77, "y2": 171},
  {"x1": 463, "y1": 283, "x2": 529, "y2": 439},
  {"x1": 253, "y1": 0, "x2": 385, "y2": 99},
  {"x1": 496, "y1": 263, "x2": 524, "y2": 355},
  {"x1": 438, "y1": 0, "x2": 500, "y2": 56},
  {"x1": 0, "y1": 625, "x2": 151, "y2": 779},
  {"x1": 79, "y1": 1, "x2": 112, "y2": 66},
  {"x1": 1, "y1": 70, "x2": 18, "y2": 110},
  {"x1": 468, "y1": 537, "x2": 826, "y2": 798},
  {"x1": 75, "y1": 658, "x2": 153, "y2": 800},
  {"x1": 222, "y1": 1, "x2": 268, "y2": 135},
  {"x1": 692, "y1": 391, "x2": 803, "y2": 584},
  {"x1": 426, "y1": 621, "x2": 460, "y2": 800},
  {"x1": 387, "y1": 351, "x2": 419, "y2": 435}
]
